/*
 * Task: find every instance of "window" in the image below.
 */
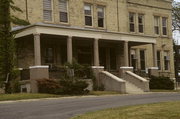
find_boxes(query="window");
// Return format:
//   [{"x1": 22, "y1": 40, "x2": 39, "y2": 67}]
[
  {"x1": 59, "y1": 0, "x2": 68, "y2": 23},
  {"x1": 138, "y1": 14, "x2": 144, "y2": 33},
  {"x1": 131, "y1": 50, "x2": 137, "y2": 70},
  {"x1": 43, "y1": 0, "x2": 52, "y2": 21},
  {"x1": 154, "y1": 16, "x2": 160, "y2": 35},
  {"x1": 97, "y1": 6, "x2": 105, "y2": 28},
  {"x1": 157, "y1": 51, "x2": 161, "y2": 70},
  {"x1": 45, "y1": 48, "x2": 54, "y2": 63},
  {"x1": 164, "y1": 51, "x2": 170, "y2": 70},
  {"x1": 84, "y1": 4, "x2": 93, "y2": 26},
  {"x1": 162, "y1": 17, "x2": 167, "y2": 35},
  {"x1": 140, "y1": 50, "x2": 146, "y2": 70},
  {"x1": 129, "y1": 13, "x2": 135, "y2": 32}
]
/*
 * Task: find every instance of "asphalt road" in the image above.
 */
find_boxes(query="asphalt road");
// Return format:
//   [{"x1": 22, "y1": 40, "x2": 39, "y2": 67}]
[{"x1": 0, "y1": 93, "x2": 180, "y2": 119}]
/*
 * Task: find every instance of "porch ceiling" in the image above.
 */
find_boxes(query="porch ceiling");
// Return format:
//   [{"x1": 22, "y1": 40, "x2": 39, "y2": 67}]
[{"x1": 14, "y1": 23, "x2": 156, "y2": 44}]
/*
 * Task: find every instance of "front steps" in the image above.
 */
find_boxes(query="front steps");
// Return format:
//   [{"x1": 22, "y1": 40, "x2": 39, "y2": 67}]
[
  {"x1": 125, "y1": 80, "x2": 144, "y2": 94},
  {"x1": 99, "y1": 71, "x2": 149, "y2": 94}
]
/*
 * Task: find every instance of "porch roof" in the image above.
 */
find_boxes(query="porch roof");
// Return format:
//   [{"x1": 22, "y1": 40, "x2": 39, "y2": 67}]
[{"x1": 13, "y1": 23, "x2": 156, "y2": 44}]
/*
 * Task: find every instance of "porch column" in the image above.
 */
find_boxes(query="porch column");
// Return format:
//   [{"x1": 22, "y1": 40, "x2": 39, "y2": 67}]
[
  {"x1": 33, "y1": 33, "x2": 41, "y2": 66},
  {"x1": 152, "y1": 43, "x2": 157, "y2": 67},
  {"x1": 94, "y1": 38, "x2": 99, "y2": 66},
  {"x1": 67, "y1": 36, "x2": 73, "y2": 63},
  {"x1": 124, "y1": 41, "x2": 129, "y2": 66}
]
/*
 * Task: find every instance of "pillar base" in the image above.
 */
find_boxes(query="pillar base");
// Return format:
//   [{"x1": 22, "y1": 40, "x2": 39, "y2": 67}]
[
  {"x1": 148, "y1": 67, "x2": 159, "y2": 77},
  {"x1": 91, "y1": 66, "x2": 104, "y2": 88},
  {"x1": 29, "y1": 65, "x2": 49, "y2": 93},
  {"x1": 119, "y1": 67, "x2": 133, "y2": 78}
]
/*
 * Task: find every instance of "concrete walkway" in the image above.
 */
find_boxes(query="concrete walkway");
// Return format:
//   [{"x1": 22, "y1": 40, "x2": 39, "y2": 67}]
[{"x1": 0, "y1": 93, "x2": 180, "y2": 119}]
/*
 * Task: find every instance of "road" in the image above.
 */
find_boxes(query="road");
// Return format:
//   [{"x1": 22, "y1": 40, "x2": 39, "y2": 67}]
[{"x1": 0, "y1": 93, "x2": 180, "y2": 119}]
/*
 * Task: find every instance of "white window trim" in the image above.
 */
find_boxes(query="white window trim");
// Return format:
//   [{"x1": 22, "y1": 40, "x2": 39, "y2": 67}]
[
  {"x1": 84, "y1": 3, "x2": 94, "y2": 27},
  {"x1": 43, "y1": 0, "x2": 54, "y2": 23},
  {"x1": 59, "y1": 0, "x2": 69, "y2": 24},
  {"x1": 97, "y1": 5, "x2": 106, "y2": 29},
  {"x1": 129, "y1": 12, "x2": 136, "y2": 33},
  {"x1": 154, "y1": 16, "x2": 160, "y2": 36},
  {"x1": 161, "y1": 17, "x2": 168, "y2": 37},
  {"x1": 138, "y1": 14, "x2": 145, "y2": 34}
]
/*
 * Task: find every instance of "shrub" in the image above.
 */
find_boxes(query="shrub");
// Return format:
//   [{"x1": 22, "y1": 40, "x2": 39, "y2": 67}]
[
  {"x1": 37, "y1": 79, "x2": 61, "y2": 94},
  {"x1": 58, "y1": 77, "x2": 89, "y2": 95},
  {"x1": 149, "y1": 76, "x2": 174, "y2": 90},
  {"x1": 10, "y1": 79, "x2": 20, "y2": 93}
]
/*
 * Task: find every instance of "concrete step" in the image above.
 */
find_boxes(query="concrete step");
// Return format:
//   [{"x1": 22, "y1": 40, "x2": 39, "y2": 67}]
[{"x1": 125, "y1": 81, "x2": 144, "y2": 94}]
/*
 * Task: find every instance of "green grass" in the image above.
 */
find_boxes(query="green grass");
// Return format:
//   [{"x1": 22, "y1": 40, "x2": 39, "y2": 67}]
[
  {"x1": 89, "y1": 91, "x2": 121, "y2": 96},
  {"x1": 151, "y1": 89, "x2": 180, "y2": 92},
  {"x1": 71, "y1": 101, "x2": 180, "y2": 119},
  {"x1": 0, "y1": 93, "x2": 61, "y2": 101},
  {"x1": 0, "y1": 91, "x2": 121, "y2": 101}
]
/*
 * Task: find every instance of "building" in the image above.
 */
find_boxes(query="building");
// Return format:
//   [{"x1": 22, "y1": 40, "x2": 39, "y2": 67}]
[{"x1": 12, "y1": 0, "x2": 175, "y2": 93}]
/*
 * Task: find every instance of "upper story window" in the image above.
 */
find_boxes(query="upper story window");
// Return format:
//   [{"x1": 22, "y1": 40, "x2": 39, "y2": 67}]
[
  {"x1": 154, "y1": 16, "x2": 160, "y2": 35},
  {"x1": 129, "y1": 13, "x2": 135, "y2": 32},
  {"x1": 59, "y1": 0, "x2": 68, "y2": 23},
  {"x1": 162, "y1": 17, "x2": 167, "y2": 35},
  {"x1": 84, "y1": 3, "x2": 93, "y2": 26},
  {"x1": 138, "y1": 14, "x2": 144, "y2": 33},
  {"x1": 43, "y1": 0, "x2": 52, "y2": 21},
  {"x1": 97, "y1": 6, "x2": 105, "y2": 28}
]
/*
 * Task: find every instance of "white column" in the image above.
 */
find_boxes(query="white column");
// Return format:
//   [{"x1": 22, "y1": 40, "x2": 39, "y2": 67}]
[
  {"x1": 67, "y1": 36, "x2": 73, "y2": 63},
  {"x1": 94, "y1": 38, "x2": 99, "y2": 66},
  {"x1": 124, "y1": 41, "x2": 129, "y2": 66},
  {"x1": 153, "y1": 43, "x2": 157, "y2": 67},
  {"x1": 33, "y1": 33, "x2": 41, "y2": 66}
]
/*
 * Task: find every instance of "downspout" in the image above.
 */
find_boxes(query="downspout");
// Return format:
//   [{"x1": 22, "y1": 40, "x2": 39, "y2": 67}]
[
  {"x1": 117, "y1": 0, "x2": 120, "y2": 32},
  {"x1": 25, "y1": 0, "x2": 29, "y2": 21}
]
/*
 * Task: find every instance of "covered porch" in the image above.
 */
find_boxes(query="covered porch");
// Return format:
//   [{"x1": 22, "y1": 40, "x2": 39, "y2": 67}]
[{"x1": 14, "y1": 23, "x2": 157, "y2": 79}]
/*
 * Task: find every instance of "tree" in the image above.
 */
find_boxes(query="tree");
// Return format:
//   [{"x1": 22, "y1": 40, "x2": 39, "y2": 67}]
[
  {"x1": 172, "y1": 1, "x2": 180, "y2": 31},
  {"x1": 0, "y1": 0, "x2": 29, "y2": 93}
]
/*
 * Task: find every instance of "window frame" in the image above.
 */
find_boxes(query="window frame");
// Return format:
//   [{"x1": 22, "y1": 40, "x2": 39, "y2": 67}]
[
  {"x1": 59, "y1": 0, "x2": 69, "y2": 24},
  {"x1": 157, "y1": 51, "x2": 161, "y2": 70},
  {"x1": 138, "y1": 14, "x2": 144, "y2": 33},
  {"x1": 84, "y1": 3, "x2": 93, "y2": 27},
  {"x1": 162, "y1": 17, "x2": 168, "y2": 36},
  {"x1": 97, "y1": 5, "x2": 105, "y2": 28},
  {"x1": 164, "y1": 51, "x2": 170, "y2": 71},
  {"x1": 154, "y1": 16, "x2": 160, "y2": 35},
  {"x1": 43, "y1": 0, "x2": 53, "y2": 22},
  {"x1": 129, "y1": 12, "x2": 136, "y2": 33},
  {"x1": 140, "y1": 49, "x2": 146, "y2": 71}
]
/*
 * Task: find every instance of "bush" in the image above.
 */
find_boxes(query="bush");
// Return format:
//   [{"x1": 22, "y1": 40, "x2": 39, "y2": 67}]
[
  {"x1": 149, "y1": 76, "x2": 174, "y2": 90},
  {"x1": 58, "y1": 77, "x2": 89, "y2": 95},
  {"x1": 37, "y1": 79, "x2": 61, "y2": 94},
  {"x1": 10, "y1": 79, "x2": 20, "y2": 93}
]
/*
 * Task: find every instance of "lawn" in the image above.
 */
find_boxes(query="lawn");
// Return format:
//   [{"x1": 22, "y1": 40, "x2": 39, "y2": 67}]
[
  {"x1": 0, "y1": 91, "x2": 121, "y2": 101},
  {"x1": 71, "y1": 101, "x2": 180, "y2": 119},
  {"x1": 0, "y1": 93, "x2": 61, "y2": 101}
]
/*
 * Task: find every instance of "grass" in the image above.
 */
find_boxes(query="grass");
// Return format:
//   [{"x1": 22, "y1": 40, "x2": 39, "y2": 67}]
[
  {"x1": 0, "y1": 91, "x2": 121, "y2": 101},
  {"x1": 0, "y1": 93, "x2": 61, "y2": 101},
  {"x1": 71, "y1": 101, "x2": 180, "y2": 119},
  {"x1": 89, "y1": 91, "x2": 121, "y2": 96},
  {"x1": 151, "y1": 89, "x2": 180, "y2": 92}
]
